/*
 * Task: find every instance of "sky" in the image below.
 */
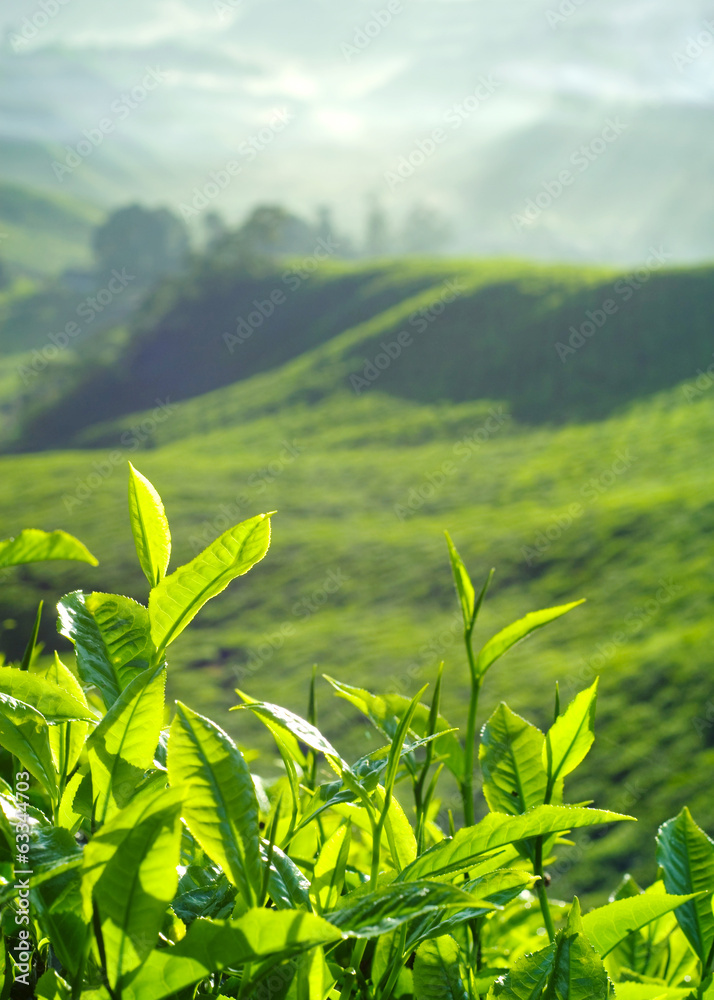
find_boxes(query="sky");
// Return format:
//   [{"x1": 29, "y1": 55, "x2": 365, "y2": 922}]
[{"x1": 0, "y1": 0, "x2": 712, "y2": 262}]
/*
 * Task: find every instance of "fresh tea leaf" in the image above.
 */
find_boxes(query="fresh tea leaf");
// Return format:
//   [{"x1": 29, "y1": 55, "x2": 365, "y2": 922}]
[
  {"x1": 544, "y1": 680, "x2": 598, "y2": 794},
  {"x1": 167, "y1": 702, "x2": 262, "y2": 908},
  {"x1": 0, "y1": 692, "x2": 57, "y2": 798},
  {"x1": 480, "y1": 703, "x2": 547, "y2": 814},
  {"x1": 656, "y1": 808, "x2": 714, "y2": 963},
  {"x1": 476, "y1": 601, "x2": 584, "y2": 678},
  {"x1": 582, "y1": 890, "x2": 703, "y2": 958},
  {"x1": 82, "y1": 787, "x2": 183, "y2": 989},
  {"x1": 128, "y1": 463, "x2": 172, "y2": 587},
  {"x1": 87, "y1": 664, "x2": 167, "y2": 824},
  {"x1": 414, "y1": 933, "x2": 469, "y2": 1000},
  {"x1": 0, "y1": 528, "x2": 97, "y2": 568},
  {"x1": 120, "y1": 910, "x2": 343, "y2": 1000},
  {"x1": 57, "y1": 591, "x2": 153, "y2": 709},
  {"x1": 149, "y1": 512, "x2": 272, "y2": 650},
  {"x1": 399, "y1": 805, "x2": 633, "y2": 881},
  {"x1": 326, "y1": 881, "x2": 488, "y2": 938},
  {"x1": 0, "y1": 667, "x2": 93, "y2": 723}
]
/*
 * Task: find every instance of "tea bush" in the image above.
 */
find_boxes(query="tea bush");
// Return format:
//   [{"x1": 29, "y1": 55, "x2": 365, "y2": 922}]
[{"x1": 0, "y1": 465, "x2": 711, "y2": 999}]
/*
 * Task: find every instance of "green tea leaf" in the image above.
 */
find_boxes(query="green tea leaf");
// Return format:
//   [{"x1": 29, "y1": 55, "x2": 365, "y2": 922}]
[
  {"x1": 293, "y1": 944, "x2": 332, "y2": 1000},
  {"x1": 167, "y1": 702, "x2": 262, "y2": 908},
  {"x1": 475, "y1": 601, "x2": 584, "y2": 678},
  {"x1": 382, "y1": 686, "x2": 427, "y2": 803},
  {"x1": 491, "y1": 946, "x2": 555, "y2": 998},
  {"x1": 545, "y1": 897, "x2": 612, "y2": 999},
  {"x1": 0, "y1": 667, "x2": 93, "y2": 723},
  {"x1": 82, "y1": 787, "x2": 183, "y2": 989},
  {"x1": 120, "y1": 910, "x2": 343, "y2": 1000},
  {"x1": 0, "y1": 692, "x2": 57, "y2": 798},
  {"x1": 28, "y1": 827, "x2": 86, "y2": 978},
  {"x1": 235, "y1": 688, "x2": 306, "y2": 766},
  {"x1": 407, "y1": 869, "x2": 536, "y2": 953},
  {"x1": 58, "y1": 769, "x2": 91, "y2": 832},
  {"x1": 544, "y1": 680, "x2": 598, "y2": 793},
  {"x1": 238, "y1": 699, "x2": 347, "y2": 771},
  {"x1": 0, "y1": 528, "x2": 97, "y2": 568},
  {"x1": 43, "y1": 653, "x2": 90, "y2": 778},
  {"x1": 324, "y1": 676, "x2": 464, "y2": 781},
  {"x1": 310, "y1": 823, "x2": 351, "y2": 914},
  {"x1": 172, "y1": 864, "x2": 237, "y2": 924},
  {"x1": 352, "y1": 732, "x2": 454, "y2": 792},
  {"x1": 374, "y1": 785, "x2": 418, "y2": 871},
  {"x1": 128, "y1": 463, "x2": 172, "y2": 587},
  {"x1": 57, "y1": 591, "x2": 153, "y2": 709},
  {"x1": 607, "y1": 985, "x2": 692, "y2": 999},
  {"x1": 480, "y1": 703, "x2": 547, "y2": 814},
  {"x1": 656, "y1": 807, "x2": 714, "y2": 963},
  {"x1": 465, "y1": 867, "x2": 538, "y2": 906},
  {"x1": 399, "y1": 805, "x2": 633, "y2": 882},
  {"x1": 445, "y1": 532, "x2": 477, "y2": 631},
  {"x1": 326, "y1": 881, "x2": 488, "y2": 938},
  {"x1": 35, "y1": 969, "x2": 72, "y2": 999},
  {"x1": 582, "y1": 890, "x2": 703, "y2": 958},
  {"x1": 413, "y1": 934, "x2": 469, "y2": 1000},
  {"x1": 87, "y1": 664, "x2": 167, "y2": 824},
  {"x1": 149, "y1": 512, "x2": 272, "y2": 649},
  {"x1": 20, "y1": 600, "x2": 43, "y2": 671},
  {"x1": 263, "y1": 842, "x2": 311, "y2": 910}
]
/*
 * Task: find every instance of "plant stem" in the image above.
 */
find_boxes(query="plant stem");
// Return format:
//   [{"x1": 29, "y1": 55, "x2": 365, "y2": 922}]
[
  {"x1": 340, "y1": 940, "x2": 367, "y2": 1000},
  {"x1": 379, "y1": 924, "x2": 407, "y2": 1000},
  {"x1": 462, "y1": 631, "x2": 481, "y2": 827},
  {"x1": 371, "y1": 813, "x2": 386, "y2": 884},
  {"x1": 237, "y1": 962, "x2": 252, "y2": 1000},
  {"x1": 534, "y1": 837, "x2": 555, "y2": 943}
]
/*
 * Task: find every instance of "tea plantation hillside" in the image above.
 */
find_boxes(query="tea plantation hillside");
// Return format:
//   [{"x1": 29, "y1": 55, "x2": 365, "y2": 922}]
[
  {"x1": 1, "y1": 257, "x2": 714, "y2": 896},
  {"x1": 11, "y1": 253, "x2": 714, "y2": 450}
]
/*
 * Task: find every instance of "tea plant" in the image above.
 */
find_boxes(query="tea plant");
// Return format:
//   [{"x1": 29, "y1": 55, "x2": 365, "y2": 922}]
[{"x1": 0, "y1": 465, "x2": 712, "y2": 999}]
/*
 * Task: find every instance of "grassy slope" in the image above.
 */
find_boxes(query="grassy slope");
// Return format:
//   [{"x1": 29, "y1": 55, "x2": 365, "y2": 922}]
[
  {"x1": 15, "y1": 255, "x2": 714, "y2": 452},
  {"x1": 0, "y1": 181, "x2": 102, "y2": 275},
  {"x1": 1, "y1": 257, "x2": 713, "y2": 897}
]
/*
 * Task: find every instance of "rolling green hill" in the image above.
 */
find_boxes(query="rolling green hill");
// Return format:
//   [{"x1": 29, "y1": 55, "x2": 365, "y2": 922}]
[
  {"x1": 11, "y1": 253, "x2": 714, "y2": 451},
  {"x1": 1, "y1": 255, "x2": 713, "y2": 899}
]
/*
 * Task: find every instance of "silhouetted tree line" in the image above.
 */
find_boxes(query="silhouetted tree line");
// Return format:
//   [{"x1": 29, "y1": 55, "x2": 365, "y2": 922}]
[{"x1": 79, "y1": 198, "x2": 453, "y2": 290}]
